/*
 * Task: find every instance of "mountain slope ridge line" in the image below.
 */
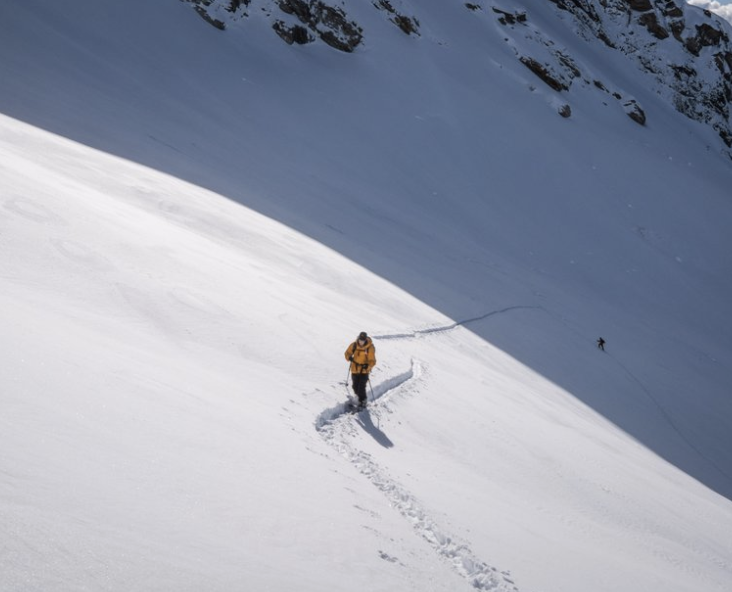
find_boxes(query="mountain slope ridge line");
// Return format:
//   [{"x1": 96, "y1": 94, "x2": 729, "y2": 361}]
[
  {"x1": 372, "y1": 305, "x2": 541, "y2": 341},
  {"x1": 372, "y1": 304, "x2": 732, "y2": 493}
]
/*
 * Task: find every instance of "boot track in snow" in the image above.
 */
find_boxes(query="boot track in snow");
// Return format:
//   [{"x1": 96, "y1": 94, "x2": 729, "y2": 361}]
[{"x1": 316, "y1": 357, "x2": 518, "y2": 591}]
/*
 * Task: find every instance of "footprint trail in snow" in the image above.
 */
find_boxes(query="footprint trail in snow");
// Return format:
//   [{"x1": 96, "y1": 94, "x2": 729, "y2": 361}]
[{"x1": 316, "y1": 359, "x2": 518, "y2": 591}]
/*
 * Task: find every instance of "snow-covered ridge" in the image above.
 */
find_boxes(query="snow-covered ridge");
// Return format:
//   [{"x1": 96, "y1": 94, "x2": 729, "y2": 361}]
[{"x1": 184, "y1": 0, "x2": 732, "y2": 154}]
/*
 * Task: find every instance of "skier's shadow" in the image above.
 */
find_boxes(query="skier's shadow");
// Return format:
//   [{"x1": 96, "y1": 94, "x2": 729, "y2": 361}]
[{"x1": 355, "y1": 410, "x2": 394, "y2": 449}]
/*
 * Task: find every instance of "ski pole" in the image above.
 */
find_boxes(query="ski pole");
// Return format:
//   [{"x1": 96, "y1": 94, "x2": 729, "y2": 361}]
[
  {"x1": 344, "y1": 363, "x2": 352, "y2": 396},
  {"x1": 367, "y1": 376, "x2": 379, "y2": 428}
]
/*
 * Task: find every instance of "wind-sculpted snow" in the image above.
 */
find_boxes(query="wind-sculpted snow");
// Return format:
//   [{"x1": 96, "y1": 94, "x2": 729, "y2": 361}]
[{"x1": 316, "y1": 358, "x2": 519, "y2": 591}]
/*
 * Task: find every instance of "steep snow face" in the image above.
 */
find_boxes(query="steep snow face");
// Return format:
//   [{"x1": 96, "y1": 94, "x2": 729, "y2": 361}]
[
  {"x1": 2, "y1": 1, "x2": 732, "y2": 592},
  {"x1": 185, "y1": 0, "x2": 732, "y2": 151},
  {"x1": 147, "y1": 1, "x2": 732, "y2": 501}
]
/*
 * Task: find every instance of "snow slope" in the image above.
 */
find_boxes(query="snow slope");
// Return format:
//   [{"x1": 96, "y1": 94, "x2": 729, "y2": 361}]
[{"x1": 1, "y1": 1, "x2": 731, "y2": 591}]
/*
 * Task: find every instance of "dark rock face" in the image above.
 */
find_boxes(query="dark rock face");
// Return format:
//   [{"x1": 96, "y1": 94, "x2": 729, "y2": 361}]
[
  {"x1": 272, "y1": 21, "x2": 312, "y2": 45},
  {"x1": 374, "y1": 0, "x2": 420, "y2": 36},
  {"x1": 519, "y1": 57, "x2": 570, "y2": 92},
  {"x1": 626, "y1": 0, "x2": 653, "y2": 11},
  {"x1": 275, "y1": 0, "x2": 363, "y2": 52},
  {"x1": 180, "y1": 0, "x2": 248, "y2": 29},
  {"x1": 492, "y1": 7, "x2": 527, "y2": 26},
  {"x1": 182, "y1": 0, "x2": 362, "y2": 51},
  {"x1": 638, "y1": 12, "x2": 670, "y2": 40},
  {"x1": 624, "y1": 100, "x2": 647, "y2": 125}
]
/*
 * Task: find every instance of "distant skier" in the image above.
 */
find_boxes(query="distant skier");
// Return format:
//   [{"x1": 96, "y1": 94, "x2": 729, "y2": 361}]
[
  {"x1": 597, "y1": 337, "x2": 606, "y2": 351},
  {"x1": 344, "y1": 331, "x2": 376, "y2": 409}
]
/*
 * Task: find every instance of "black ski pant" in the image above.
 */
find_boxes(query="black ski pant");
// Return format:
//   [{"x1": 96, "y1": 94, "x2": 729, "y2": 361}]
[{"x1": 351, "y1": 373, "x2": 369, "y2": 403}]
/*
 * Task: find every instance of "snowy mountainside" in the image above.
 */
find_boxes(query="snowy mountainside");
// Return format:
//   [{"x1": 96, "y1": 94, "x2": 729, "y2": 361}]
[
  {"x1": 187, "y1": 0, "x2": 732, "y2": 153},
  {"x1": 1, "y1": 1, "x2": 732, "y2": 591}
]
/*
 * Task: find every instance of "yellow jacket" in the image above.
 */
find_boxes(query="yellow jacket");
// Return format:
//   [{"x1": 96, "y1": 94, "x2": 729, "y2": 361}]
[{"x1": 344, "y1": 337, "x2": 376, "y2": 374}]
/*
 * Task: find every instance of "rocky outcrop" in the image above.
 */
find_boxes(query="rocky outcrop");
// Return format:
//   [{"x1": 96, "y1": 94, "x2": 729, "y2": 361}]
[
  {"x1": 374, "y1": 0, "x2": 420, "y2": 36},
  {"x1": 181, "y1": 0, "x2": 249, "y2": 29},
  {"x1": 519, "y1": 56, "x2": 570, "y2": 92},
  {"x1": 182, "y1": 0, "x2": 362, "y2": 51},
  {"x1": 467, "y1": 1, "x2": 730, "y2": 140},
  {"x1": 274, "y1": 0, "x2": 363, "y2": 52},
  {"x1": 180, "y1": 0, "x2": 732, "y2": 153},
  {"x1": 492, "y1": 7, "x2": 526, "y2": 26},
  {"x1": 623, "y1": 100, "x2": 647, "y2": 125},
  {"x1": 272, "y1": 21, "x2": 313, "y2": 45},
  {"x1": 497, "y1": 0, "x2": 732, "y2": 148}
]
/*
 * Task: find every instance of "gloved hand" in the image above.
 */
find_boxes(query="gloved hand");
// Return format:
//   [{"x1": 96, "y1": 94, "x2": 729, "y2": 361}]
[
  {"x1": 361, "y1": 364, "x2": 368, "y2": 372},
  {"x1": 349, "y1": 356, "x2": 354, "y2": 362}
]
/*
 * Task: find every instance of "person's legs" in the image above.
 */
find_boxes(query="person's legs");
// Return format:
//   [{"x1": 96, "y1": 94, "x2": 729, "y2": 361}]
[{"x1": 352, "y1": 373, "x2": 368, "y2": 404}]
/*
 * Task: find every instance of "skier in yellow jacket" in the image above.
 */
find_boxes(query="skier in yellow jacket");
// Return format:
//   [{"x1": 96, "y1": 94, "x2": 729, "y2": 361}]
[{"x1": 344, "y1": 331, "x2": 376, "y2": 408}]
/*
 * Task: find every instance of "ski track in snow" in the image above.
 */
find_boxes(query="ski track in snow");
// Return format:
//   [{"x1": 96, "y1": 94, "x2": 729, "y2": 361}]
[
  {"x1": 317, "y1": 360, "x2": 517, "y2": 591},
  {"x1": 608, "y1": 353, "x2": 732, "y2": 485},
  {"x1": 371, "y1": 305, "x2": 540, "y2": 341},
  {"x1": 316, "y1": 302, "x2": 731, "y2": 590},
  {"x1": 540, "y1": 308, "x2": 732, "y2": 488},
  {"x1": 316, "y1": 311, "x2": 525, "y2": 591}
]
